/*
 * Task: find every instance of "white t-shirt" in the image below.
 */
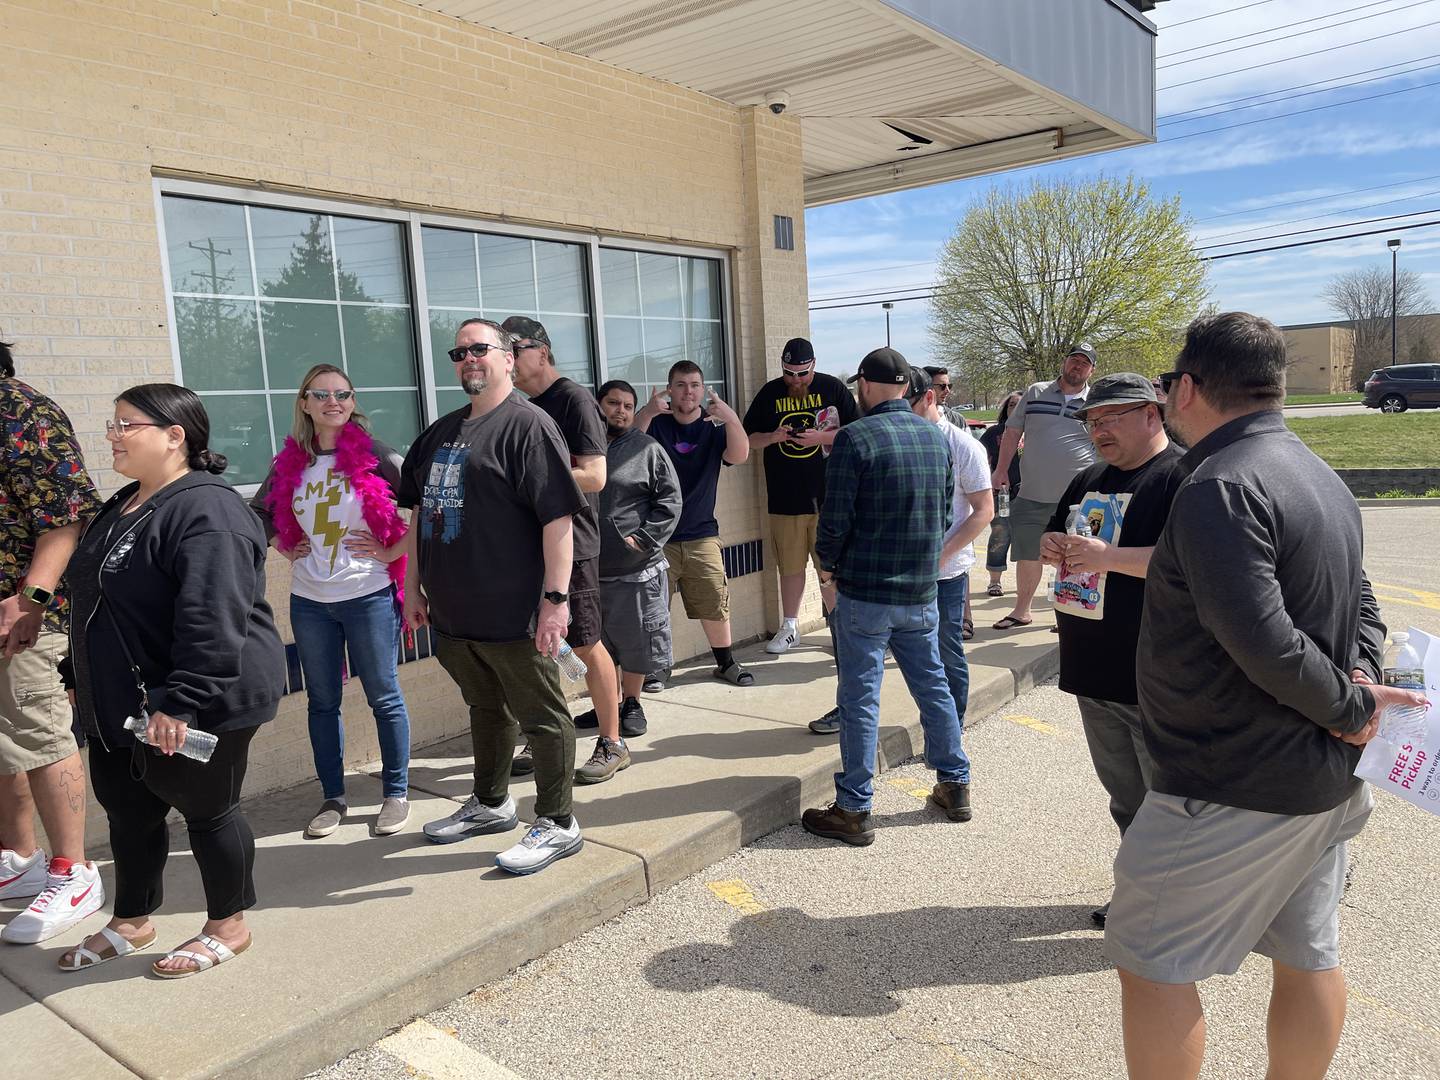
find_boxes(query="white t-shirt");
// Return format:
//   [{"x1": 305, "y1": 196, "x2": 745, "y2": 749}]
[
  {"x1": 937, "y1": 416, "x2": 993, "y2": 581},
  {"x1": 287, "y1": 449, "x2": 403, "y2": 604}
]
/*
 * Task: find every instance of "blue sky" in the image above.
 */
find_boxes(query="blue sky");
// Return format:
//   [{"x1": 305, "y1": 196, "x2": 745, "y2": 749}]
[{"x1": 804, "y1": 0, "x2": 1440, "y2": 380}]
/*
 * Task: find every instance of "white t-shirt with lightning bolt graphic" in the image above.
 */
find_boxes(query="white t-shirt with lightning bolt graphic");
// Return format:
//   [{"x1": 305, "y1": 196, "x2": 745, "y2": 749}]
[{"x1": 288, "y1": 446, "x2": 404, "y2": 604}]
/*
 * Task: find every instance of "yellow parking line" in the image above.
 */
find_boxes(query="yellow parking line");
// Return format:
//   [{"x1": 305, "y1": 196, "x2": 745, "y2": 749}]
[
  {"x1": 1006, "y1": 714, "x2": 1059, "y2": 736},
  {"x1": 377, "y1": 1019, "x2": 525, "y2": 1079},
  {"x1": 1348, "y1": 989, "x2": 1440, "y2": 1041},
  {"x1": 706, "y1": 879, "x2": 767, "y2": 915},
  {"x1": 885, "y1": 776, "x2": 932, "y2": 799},
  {"x1": 1373, "y1": 581, "x2": 1440, "y2": 613}
]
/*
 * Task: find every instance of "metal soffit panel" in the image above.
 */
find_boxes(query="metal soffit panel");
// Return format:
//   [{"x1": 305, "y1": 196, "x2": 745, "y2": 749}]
[{"x1": 410, "y1": 0, "x2": 1143, "y2": 202}]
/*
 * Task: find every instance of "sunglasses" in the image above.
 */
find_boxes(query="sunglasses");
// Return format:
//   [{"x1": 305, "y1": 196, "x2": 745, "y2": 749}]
[
  {"x1": 303, "y1": 389, "x2": 354, "y2": 402},
  {"x1": 1156, "y1": 371, "x2": 1202, "y2": 395},
  {"x1": 447, "y1": 342, "x2": 508, "y2": 363}
]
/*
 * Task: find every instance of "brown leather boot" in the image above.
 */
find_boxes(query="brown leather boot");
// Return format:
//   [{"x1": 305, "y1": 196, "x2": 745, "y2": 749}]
[
  {"x1": 801, "y1": 803, "x2": 875, "y2": 846},
  {"x1": 929, "y1": 781, "x2": 972, "y2": 822}
]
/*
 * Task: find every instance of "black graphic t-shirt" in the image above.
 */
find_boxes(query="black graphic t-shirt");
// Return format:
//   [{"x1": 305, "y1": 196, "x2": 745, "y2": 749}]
[
  {"x1": 1045, "y1": 444, "x2": 1187, "y2": 704},
  {"x1": 528, "y1": 377, "x2": 607, "y2": 562},
  {"x1": 647, "y1": 412, "x2": 729, "y2": 543},
  {"x1": 743, "y1": 372, "x2": 859, "y2": 516},
  {"x1": 397, "y1": 393, "x2": 584, "y2": 642}
]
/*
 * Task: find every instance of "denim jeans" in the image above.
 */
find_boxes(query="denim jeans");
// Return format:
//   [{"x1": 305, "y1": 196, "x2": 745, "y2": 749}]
[
  {"x1": 291, "y1": 585, "x2": 410, "y2": 799},
  {"x1": 985, "y1": 514, "x2": 1012, "y2": 572},
  {"x1": 832, "y1": 593, "x2": 970, "y2": 812},
  {"x1": 936, "y1": 574, "x2": 970, "y2": 725}
]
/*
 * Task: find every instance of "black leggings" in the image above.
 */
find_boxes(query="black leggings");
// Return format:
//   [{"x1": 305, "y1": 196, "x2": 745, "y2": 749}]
[{"x1": 88, "y1": 726, "x2": 258, "y2": 921}]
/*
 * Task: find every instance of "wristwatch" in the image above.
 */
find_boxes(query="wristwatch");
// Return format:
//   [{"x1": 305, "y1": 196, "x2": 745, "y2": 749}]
[
  {"x1": 19, "y1": 584, "x2": 54, "y2": 609},
  {"x1": 542, "y1": 590, "x2": 569, "y2": 605}
]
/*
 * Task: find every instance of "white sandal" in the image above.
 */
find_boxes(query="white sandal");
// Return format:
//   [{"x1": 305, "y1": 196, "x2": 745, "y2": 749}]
[
  {"x1": 58, "y1": 925, "x2": 157, "y2": 972},
  {"x1": 151, "y1": 932, "x2": 251, "y2": 979}
]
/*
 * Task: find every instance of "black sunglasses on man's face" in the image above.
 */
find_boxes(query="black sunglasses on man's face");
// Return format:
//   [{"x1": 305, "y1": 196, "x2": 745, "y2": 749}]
[
  {"x1": 1157, "y1": 370, "x2": 1202, "y2": 395},
  {"x1": 447, "y1": 342, "x2": 508, "y2": 363}
]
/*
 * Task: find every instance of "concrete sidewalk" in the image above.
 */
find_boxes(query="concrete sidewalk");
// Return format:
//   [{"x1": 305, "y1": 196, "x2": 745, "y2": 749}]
[{"x1": 0, "y1": 594, "x2": 1057, "y2": 1080}]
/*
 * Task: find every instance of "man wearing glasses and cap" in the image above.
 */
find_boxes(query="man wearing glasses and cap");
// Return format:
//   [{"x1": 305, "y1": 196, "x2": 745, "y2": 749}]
[
  {"x1": 1036, "y1": 373, "x2": 1186, "y2": 928},
  {"x1": 742, "y1": 337, "x2": 859, "y2": 656}
]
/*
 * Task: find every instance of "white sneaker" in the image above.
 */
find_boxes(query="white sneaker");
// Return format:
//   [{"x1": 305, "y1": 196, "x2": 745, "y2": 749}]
[
  {"x1": 765, "y1": 625, "x2": 799, "y2": 654},
  {"x1": 1, "y1": 861, "x2": 105, "y2": 944},
  {"x1": 422, "y1": 794, "x2": 518, "y2": 844},
  {"x1": 0, "y1": 848, "x2": 48, "y2": 900},
  {"x1": 494, "y1": 816, "x2": 583, "y2": 875}
]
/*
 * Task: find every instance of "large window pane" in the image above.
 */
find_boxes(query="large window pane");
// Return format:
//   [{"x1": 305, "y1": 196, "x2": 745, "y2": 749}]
[
  {"x1": 599, "y1": 249, "x2": 640, "y2": 317},
  {"x1": 361, "y1": 391, "x2": 422, "y2": 454},
  {"x1": 436, "y1": 389, "x2": 470, "y2": 417},
  {"x1": 252, "y1": 207, "x2": 336, "y2": 300},
  {"x1": 204, "y1": 395, "x2": 273, "y2": 486},
  {"x1": 173, "y1": 298, "x2": 262, "y2": 391},
  {"x1": 343, "y1": 306, "x2": 414, "y2": 386},
  {"x1": 261, "y1": 301, "x2": 343, "y2": 381},
  {"x1": 429, "y1": 310, "x2": 471, "y2": 389},
  {"x1": 642, "y1": 319, "x2": 685, "y2": 386},
  {"x1": 536, "y1": 241, "x2": 586, "y2": 313},
  {"x1": 603, "y1": 317, "x2": 645, "y2": 390},
  {"x1": 478, "y1": 234, "x2": 536, "y2": 313},
  {"x1": 637, "y1": 253, "x2": 682, "y2": 318},
  {"x1": 165, "y1": 198, "x2": 250, "y2": 296},
  {"x1": 683, "y1": 259, "x2": 721, "y2": 320},
  {"x1": 333, "y1": 217, "x2": 408, "y2": 304},
  {"x1": 687, "y1": 320, "x2": 725, "y2": 383},
  {"x1": 541, "y1": 314, "x2": 594, "y2": 388},
  {"x1": 420, "y1": 227, "x2": 477, "y2": 307}
]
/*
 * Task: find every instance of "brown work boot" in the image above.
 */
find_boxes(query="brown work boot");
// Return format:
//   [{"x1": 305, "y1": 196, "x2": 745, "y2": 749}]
[
  {"x1": 801, "y1": 803, "x2": 874, "y2": 846},
  {"x1": 929, "y1": 781, "x2": 972, "y2": 822},
  {"x1": 575, "y1": 736, "x2": 630, "y2": 785}
]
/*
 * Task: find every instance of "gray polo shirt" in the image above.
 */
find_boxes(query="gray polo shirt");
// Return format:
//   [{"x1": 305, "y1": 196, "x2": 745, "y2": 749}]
[{"x1": 1005, "y1": 379, "x2": 1095, "y2": 504}]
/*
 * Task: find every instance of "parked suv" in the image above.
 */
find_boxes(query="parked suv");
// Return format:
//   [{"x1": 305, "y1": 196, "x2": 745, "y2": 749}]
[{"x1": 1362, "y1": 364, "x2": 1440, "y2": 412}]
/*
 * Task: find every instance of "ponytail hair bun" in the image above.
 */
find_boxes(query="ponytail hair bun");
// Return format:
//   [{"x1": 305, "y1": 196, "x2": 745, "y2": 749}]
[{"x1": 190, "y1": 448, "x2": 229, "y2": 474}]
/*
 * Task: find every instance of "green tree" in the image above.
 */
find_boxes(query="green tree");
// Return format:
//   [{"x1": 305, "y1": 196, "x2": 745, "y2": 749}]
[{"x1": 929, "y1": 175, "x2": 1209, "y2": 391}]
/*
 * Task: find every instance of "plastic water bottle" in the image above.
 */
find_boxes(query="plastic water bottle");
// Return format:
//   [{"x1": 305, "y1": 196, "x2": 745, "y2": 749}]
[
  {"x1": 1051, "y1": 503, "x2": 1081, "y2": 595},
  {"x1": 996, "y1": 489, "x2": 1010, "y2": 518},
  {"x1": 123, "y1": 715, "x2": 219, "y2": 763},
  {"x1": 1379, "y1": 632, "x2": 1427, "y2": 743},
  {"x1": 554, "y1": 641, "x2": 588, "y2": 681}
]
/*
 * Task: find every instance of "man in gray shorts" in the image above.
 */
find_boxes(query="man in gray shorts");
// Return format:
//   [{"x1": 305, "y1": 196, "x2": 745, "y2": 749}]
[
  {"x1": 1109, "y1": 313, "x2": 1423, "y2": 1079},
  {"x1": 989, "y1": 345, "x2": 1095, "y2": 629},
  {"x1": 581, "y1": 379, "x2": 681, "y2": 775}
]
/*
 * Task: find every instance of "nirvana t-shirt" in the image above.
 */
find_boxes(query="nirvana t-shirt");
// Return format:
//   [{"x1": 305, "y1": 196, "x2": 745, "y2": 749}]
[
  {"x1": 1046, "y1": 444, "x2": 1187, "y2": 704},
  {"x1": 742, "y1": 372, "x2": 859, "y2": 516},
  {"x1": 398, "y1": 393, "x2": 585, "y2": 642},
  {"x1": 647, "y1": 412, "x2": 729, "y2": 542},
  {"x1": 251, "y1": 441, "x2": 403, "y2": 604},
  {"x1": 528, "y1": 377, "x2": 607, "y2": 562}
]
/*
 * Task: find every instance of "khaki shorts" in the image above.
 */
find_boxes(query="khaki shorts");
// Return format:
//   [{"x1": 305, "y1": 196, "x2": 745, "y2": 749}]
[
  {"x1": 1104, "y1": 785, "x2": 1373, "y2": 984},
  {"x1": 770, "y1": 513, "x2": 821, "y2": 577},
  {"x1": 0, "y1": 631, "x2": 77, "y2": 774},
  {"x1": 664, "y1": 537, "x2": 730, "y2": 622}
]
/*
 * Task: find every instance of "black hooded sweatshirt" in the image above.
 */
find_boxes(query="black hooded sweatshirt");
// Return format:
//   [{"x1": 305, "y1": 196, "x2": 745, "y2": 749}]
[{"x1": 66, "y1": 471, "x2": 286, "y2": 751}]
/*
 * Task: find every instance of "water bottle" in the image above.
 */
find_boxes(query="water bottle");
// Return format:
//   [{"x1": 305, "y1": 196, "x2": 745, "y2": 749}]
[
  {"x1": 1051, "y1": 503, "x2": 1081, "y2": 595},
  {"x1": 1378, "y1": 633, "x2": 1427, "y2": 743},
  {"x1": 996, "y1": 488, "x2": 1010, "y2": 519},
  {"x1": 123, "y1": 715, "x2": 219, "y2": 763},
  {"x1": 554, "y1": 641, "x2": 588, "y2": 681}
]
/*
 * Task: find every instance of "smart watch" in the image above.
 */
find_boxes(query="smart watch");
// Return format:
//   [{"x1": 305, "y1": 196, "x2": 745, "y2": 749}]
[
  {"x1": 542, "y1": 590, "x2": 569, "y2": 605},
  {"x1": 19, "y1": 584, "x2": 54, "y2": 608}
]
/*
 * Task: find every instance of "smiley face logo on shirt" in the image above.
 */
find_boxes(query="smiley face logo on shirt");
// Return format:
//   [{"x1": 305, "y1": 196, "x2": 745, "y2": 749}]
[{"x1": 778, "y1": 410, "x2": 819, "y2": 459}]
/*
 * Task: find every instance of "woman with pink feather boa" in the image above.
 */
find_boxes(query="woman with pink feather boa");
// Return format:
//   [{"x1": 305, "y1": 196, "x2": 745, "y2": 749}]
[{"x1": 251, "y1": 364, "x2": 412, "y2": 840}]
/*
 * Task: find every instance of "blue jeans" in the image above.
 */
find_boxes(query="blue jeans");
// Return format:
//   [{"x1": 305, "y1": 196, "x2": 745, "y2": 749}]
[
  {"x1": 291, "y1": 586, "x2": 410, "y2": 799},
  {"x1": 936, "y1": 574, "x2": 970, "y2": 725},
  {"x1": 832, "y1": 593, "x2": 970, "y2": 812}
]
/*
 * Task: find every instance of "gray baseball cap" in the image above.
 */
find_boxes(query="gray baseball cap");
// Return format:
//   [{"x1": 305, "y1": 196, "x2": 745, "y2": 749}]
[{"x1": 1074, "y1": 372, "x2": 1160, "y2": 419}]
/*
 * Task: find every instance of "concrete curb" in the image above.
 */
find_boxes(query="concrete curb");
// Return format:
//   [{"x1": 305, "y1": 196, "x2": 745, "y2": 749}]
[{"x1": 1357, "y1": 497, "x2": 1440, "y2": 507}]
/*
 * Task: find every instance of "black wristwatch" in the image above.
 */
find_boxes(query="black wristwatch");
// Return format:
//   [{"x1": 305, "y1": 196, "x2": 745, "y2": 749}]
[{"x1": 542, "y1": 590, "x2": 569, "y2": 605}]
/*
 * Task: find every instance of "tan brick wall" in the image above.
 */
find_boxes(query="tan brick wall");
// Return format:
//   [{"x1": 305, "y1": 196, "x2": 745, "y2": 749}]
[
  {"x1": 1284, "y1": 326, "x2": 1351, "y2": 394},
  {"x1": 3, "y1": 0, "x2": 812, "y2": 816}
]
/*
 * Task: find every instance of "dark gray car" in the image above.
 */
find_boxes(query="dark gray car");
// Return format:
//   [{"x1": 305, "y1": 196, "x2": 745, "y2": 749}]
[{"x1": 1362, "y1": 364, "x2": 1440, "y2": 412}]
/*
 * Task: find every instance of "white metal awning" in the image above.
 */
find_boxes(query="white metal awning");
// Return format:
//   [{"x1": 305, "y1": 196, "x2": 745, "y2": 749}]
[{"x1": 407, "y1": 0, "x2": 1157, "y2": 205}]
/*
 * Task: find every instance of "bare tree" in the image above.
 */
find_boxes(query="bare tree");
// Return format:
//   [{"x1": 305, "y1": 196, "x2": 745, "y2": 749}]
[
  {"x1": 928, "y1": 175, "x2": 1208, "y2": 391},
  {"x1": 1321, "y1": 265, "x2": 1432, "y2": 387}
]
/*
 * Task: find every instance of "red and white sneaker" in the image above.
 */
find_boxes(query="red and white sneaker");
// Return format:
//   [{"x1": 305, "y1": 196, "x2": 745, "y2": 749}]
[
  {"x1": 0, "y1": 848, "x2": 48, "y2": 900},
  {"x1": 1, "y1": 859, "x2": 105, "y2": 944}
]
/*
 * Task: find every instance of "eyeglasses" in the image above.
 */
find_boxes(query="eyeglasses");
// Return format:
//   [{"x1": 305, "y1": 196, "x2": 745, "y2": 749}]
[
  {"x1": 447, "y1": 342, "x2": 508, "y2": 363},
  {"x1": 303, "y1": 389, "x2": 354, "y2": 402},
  {"x1": 1157, "y1": 371, "x2": 1202, "y2": 395},
  {"x1": 933, "y1": 383, "x2": 951, "y2": 396},
  {"x1": 512, "y1": 339, "x2": 543, "y2": 352},
  {"x1": 1082, "y1": 402, "x2": 1151, "y2": 432},
  {"x1": 104, "y1": 419, "x2": 165, "y2": 438}
]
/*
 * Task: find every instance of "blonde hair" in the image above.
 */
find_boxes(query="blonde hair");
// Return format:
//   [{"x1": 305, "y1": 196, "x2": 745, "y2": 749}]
[{"x1": 292, "y1": 364, "x2": 371, "y2": 463}]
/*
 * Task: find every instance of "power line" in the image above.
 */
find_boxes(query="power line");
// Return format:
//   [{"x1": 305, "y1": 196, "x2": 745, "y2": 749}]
[
  {"x1": 1193, "y1": 174, "x2": 1440, "y2": 224},
  {"x1": 1158, "y1": 20, "x2": 1440, "y2": 90},
  {"x1": 809, "y1": 260, "x2": 932, "y2": 282},
  {"x1": 1159, "y1": 76, "x2": 1440, "y2": 140},
  {"x1": 1197, "y1": 190, "x2": 1440, "y2": 243},
  {"x1": 1158, "y1": 0, "x2": 1438, "y2": 69},
  {"x1": 1200, "y1": 206, "x2": 1440, "y2": 248},
  {"x1": 1162, "y1": 0, "x2": 1282, "y2": 29},
  {"x1": 1157, "y1": 0, "x2": 1416, "y2": 62},
  {"x1": 1203, "y1": 216, "x2": 1440, "y2": 260}
]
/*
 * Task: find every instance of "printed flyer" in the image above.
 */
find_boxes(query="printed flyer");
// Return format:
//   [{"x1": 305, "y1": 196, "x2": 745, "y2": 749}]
[
  {"x1": 1053, "y1": 491, "x2": 1131, "y2": 623},
  {"x1": 1355, "y1": 626, "x2": 1440, "y2": 818}
]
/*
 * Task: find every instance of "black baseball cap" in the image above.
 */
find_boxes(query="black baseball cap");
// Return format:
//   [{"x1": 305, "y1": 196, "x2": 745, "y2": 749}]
[
  {"x1": 906, "y1": 367, "x2": 933, "y2": 401},
  {"x1": 1066, "y1": 342, "x2": 1098, "y2": 366},
  {"x1": 500, "y1": 316, "x2": 551, "y2": 349},
  {"x1": 781, "y1": 337, "x2": 815, "y2": 370},
  {"x1": 1074, "y1": 372, "x2": 1160, "y2": 418},
  {"x1": 846, "y1": 347, "x2": 911, "y2": 385}
]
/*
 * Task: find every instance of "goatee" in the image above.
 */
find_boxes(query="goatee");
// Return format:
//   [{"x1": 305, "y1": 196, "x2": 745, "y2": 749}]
[{"x1": 462, "y1": 376, "x2": 488, "y2": 395}]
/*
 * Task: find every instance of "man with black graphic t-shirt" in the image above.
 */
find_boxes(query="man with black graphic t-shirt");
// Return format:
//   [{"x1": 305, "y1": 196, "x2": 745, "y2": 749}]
[
  {"x1": 1037, "y1": 373, "x2": 1186, "y2": 927},
  {"x1": 743, "y1": 337, "x2": 859, "y2": 654}
]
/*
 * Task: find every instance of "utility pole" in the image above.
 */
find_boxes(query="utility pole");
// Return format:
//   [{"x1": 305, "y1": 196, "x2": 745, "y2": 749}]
[
  {"x1": 1387, "y1": 237, "x2": 1401, "y2": 367},
  {"x1": 882, "y1": 301, "x2": 893, "y2": 347},
  {"x1": 187, "y1": 238, "x2": 234, "y2": 295}
]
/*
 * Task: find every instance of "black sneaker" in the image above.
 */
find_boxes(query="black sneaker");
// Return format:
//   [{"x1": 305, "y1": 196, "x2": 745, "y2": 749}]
[
  {"x1": 619, "y1": 697, "x2": 648, "y2": 737},
  {"x1": 928, "y1": 781, "x2": 972, "y2": 822},
  {"x1": 573, "y1": 708, "x2": 599, "y2": 730},
  {"x1": 511, "y1": 743, "x2": 535, "y2": 776},
  {"x1": 642, "y1": 672, "x2": 666, "y2": 694},
  {"x1": 1091, "y1": 902, "x2": 1110, "y2": 928},
  {"x1": 808, "y1": 707, "x2": 840, "y2": 735}
]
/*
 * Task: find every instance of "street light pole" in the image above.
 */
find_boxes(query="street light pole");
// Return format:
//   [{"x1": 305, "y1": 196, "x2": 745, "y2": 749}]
[
  {"x1": 1388, "y1": 237, "x2": 1401, "y2": 367},
  {"x1": 882, "y1": 302, "x2": 893, "y2": 347}
]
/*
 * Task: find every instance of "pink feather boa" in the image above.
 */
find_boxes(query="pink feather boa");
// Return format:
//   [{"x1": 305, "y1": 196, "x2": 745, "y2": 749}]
[{"x1": 265, "y1": 421, "x2": 408, "y2": 603}]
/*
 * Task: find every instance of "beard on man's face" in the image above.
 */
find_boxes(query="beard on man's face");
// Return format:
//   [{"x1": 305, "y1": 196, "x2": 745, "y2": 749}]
[
  {"x1": 606, "y1": 422, "x2": 628, "y2": 439},
  {"x1": 462, "y1": 376, "x2": 488, "y2": 395}
]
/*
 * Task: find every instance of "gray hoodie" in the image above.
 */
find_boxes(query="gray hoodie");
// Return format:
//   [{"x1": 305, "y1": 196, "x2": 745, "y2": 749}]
[{"x1": 599, "y1": 426, "x2": 682, "y2": 580}]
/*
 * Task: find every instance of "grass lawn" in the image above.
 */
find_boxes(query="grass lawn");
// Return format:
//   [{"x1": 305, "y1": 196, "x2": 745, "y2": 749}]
[
  {"x1": 960, "y1": 409, "x2": 999, "y2": 422},
  {"x1": 1287, "y1": 411, "x2": 1440, "y2": 469},
  {"x1": 1285, "y1": 392, "x2": 1363, "y2": 406}
]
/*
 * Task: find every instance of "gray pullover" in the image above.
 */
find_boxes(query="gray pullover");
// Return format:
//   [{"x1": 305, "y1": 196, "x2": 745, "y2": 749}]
[{"x1": 599, "y1": 426, "x2": 683, "y2": 580}]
